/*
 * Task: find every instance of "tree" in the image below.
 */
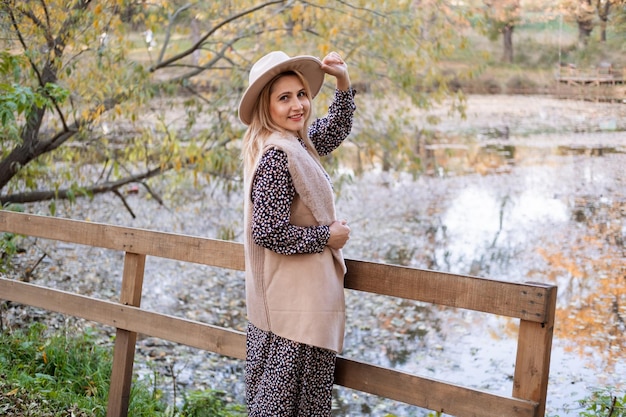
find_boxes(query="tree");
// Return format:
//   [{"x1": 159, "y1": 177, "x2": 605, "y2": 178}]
[
  {"x1": 483, "y1": 0, "x2": 521, "y2": 63},
  {"x1": 559, "y1": 0, "x2": 626, "y2": 45},
  {"x1": 597, "y1": 0, "x2": 612, "y2": 40},
  {"x1": 596, "y1": 0, "x2": 626, "y2": 41},
  {"x1": 614, "y1": 2, "x2": 626, "y2": 35},
  {"x1": 576, "y1": 0, "x2": 597, "y2": 44},
  {"x1": 0, "y1": 0, "x2": 469, "y2": 217}
]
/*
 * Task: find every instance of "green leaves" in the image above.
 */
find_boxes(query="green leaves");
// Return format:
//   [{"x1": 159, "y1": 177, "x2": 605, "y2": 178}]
[
  {"x1": 0, "y1": 82, "x2": 67, "y2": 124},
  {"x1": 42, "y1": 82, "x2": 70, "y2": 106},
  {"x1": 579, "y1": 387, "x2": 626, "y2": 417},
  {"x1": 0, "y1": 51, "x2": 24, "y2": 81},
  {"x1": 1, "y1": 0, "x2": 473, "y2": 210},
  {"x1": 181, "y1": 390, "x2": 246, "y2": 417},
  {"x1": 0, "y1": 51, "x2": 69, "y2": 134},
  {"x1": 0, "y1": 51, "x2": 38, "y2": 127},
  {"x1": 0, "y1": 84, "x2": 35, "y2": 126}
]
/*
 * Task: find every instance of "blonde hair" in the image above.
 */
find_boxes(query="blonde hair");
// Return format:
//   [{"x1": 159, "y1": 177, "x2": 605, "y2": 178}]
[{"x1": 241, "y1": 70, "x2": 319, "y2": 175}]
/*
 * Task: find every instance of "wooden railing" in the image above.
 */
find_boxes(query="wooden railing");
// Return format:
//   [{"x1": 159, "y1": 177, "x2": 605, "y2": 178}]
[
  {"x1": 555, "y1": 64, "x2": 625, "y2": 88},
  {"x1": 0, "y1": 211, "x2": 557, "y2": 417}
]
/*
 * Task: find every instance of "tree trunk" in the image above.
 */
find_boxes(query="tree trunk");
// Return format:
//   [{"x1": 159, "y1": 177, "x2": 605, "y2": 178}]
[
  {"x1": 577, "y1": 22, "x2": 593, "y2": 45},
  {"x1": 502, "y1": 24, "x2": 514, "y2": 63},
  {"x1": 0, "y1": 80, "x2": 49, "y2": 190},
  {"x1": 597, "y1": 0, "x2": 611, "y2": 42},
  {"x1": 599, "y1": 20, "x2": 607, "y2": 41},
  {"x1": 191, "y1": 17, "x2": 200, "y2": 65},
  {"x1": 577, "y1": 0, "x2": 595, "y2": 46}
]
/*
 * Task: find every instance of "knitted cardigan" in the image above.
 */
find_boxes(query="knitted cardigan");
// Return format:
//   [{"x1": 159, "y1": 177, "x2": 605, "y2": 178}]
[{"x1": 244, "y1": 132, "x2": 347, "y2": 353}]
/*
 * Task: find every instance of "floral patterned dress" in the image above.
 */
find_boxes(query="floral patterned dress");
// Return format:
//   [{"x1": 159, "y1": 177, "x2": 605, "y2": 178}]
[{"x1": 246, "y1": 88, "x2": 356, "y2": 417}]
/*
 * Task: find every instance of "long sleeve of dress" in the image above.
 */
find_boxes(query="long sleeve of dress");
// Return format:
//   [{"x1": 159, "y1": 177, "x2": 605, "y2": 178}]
[
  {"x1": 251, "y1": 88, "x2": 356, "y2": 255},
  {"x1": 309, "y1": 89, "x2": 357, "y2": 156},
  {"x1": 251, "y1": 149, "x2": 329, "y2": 255}
]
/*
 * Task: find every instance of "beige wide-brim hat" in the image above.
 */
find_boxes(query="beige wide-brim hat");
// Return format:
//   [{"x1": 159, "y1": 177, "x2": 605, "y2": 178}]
[{"x1": 238, "y1": 51, "x2": 325, "y2": 126}]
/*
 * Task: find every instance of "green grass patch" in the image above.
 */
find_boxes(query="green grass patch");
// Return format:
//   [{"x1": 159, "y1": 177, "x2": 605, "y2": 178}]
[
  {"x1": 0, "y1": 323, "x2": 245, "y2": 416},
  {"x1": 2, "y1": 321, "x2": 622, "y2": 416}
]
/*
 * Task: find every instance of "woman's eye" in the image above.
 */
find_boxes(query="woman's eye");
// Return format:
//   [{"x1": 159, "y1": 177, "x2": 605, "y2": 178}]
[{"x1": 298, "y1": 91, "x2": 307, "y2": 98}]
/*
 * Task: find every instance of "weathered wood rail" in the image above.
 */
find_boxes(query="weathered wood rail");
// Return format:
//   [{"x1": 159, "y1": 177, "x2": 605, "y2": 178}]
[
  {"x1": 556, "y1": 63, "x2": 625, "y2": 85},
  {"x1": 554, "y1": 64, "x2": 626, "y2": 102},
  {"x1": 0, "y1": 211, "x2": 557, "y2": 417}
]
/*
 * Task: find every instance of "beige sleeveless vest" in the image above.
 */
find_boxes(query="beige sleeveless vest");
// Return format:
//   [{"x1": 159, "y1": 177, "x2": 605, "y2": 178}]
[{"x1": 244, "y1": 133, "x2": 347, "y2": 353}]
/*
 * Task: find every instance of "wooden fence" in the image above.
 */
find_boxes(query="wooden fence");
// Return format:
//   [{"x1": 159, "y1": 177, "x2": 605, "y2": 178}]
[
  {"x1": 554, "y1": 64, "x2": 626, "y2": 102},
  {"x1": 0, "y1": 211, "x2": 557, "y2": 417}
]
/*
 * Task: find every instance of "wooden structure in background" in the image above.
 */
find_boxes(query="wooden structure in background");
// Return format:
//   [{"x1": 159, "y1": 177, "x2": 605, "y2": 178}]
[
  {"x1": 0, "y1": 211, "x2": 557, "y2": 417},
  {"x1": 555, "y1": 63, "x2": 625, "y2": 102}
]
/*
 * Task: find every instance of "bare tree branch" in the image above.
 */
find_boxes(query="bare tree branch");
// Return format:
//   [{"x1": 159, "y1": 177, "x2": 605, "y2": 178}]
[
  {"x1": 150, "y1": 0, "x2": 286, "y2": 72},
  {"x1": 0, "y1": 165, "x2": 167, "y2": 206},
  {"x1": 167, "y1": 36, "x2": 243, "y2": 82},
  {"x1": 157, "y1": 2, "x2": 193, "y2": 65},
  {"x1": 15, "y1": 2, "x2": 54, "y2": 48},
  {"x1": 303, "y1": 0, "x2": 383, "y2": 19},
  {"x1": 7, "y1": 5, "x2": 47, "y2": 90},
  {"x1": 0, "y1": 89, "x2": 129, "y2": 190},
  {"x1": 139, "y1": 181, "x2": 165, "y2": 206},
  {"x1": 39, "y1": 0, "x2": 51, "y2": 29},
  {"x1": 112, "y1": 188, "x2": 136, "y2": 218}
]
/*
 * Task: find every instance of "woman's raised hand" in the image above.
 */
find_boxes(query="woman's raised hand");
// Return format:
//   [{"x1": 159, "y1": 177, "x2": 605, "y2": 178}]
[{"x1": 320, "y1": 51, "x2": 351, "y2": 91}]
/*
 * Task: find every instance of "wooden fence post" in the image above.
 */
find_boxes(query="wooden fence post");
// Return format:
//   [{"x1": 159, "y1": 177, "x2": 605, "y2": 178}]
[
  {"x1": 107, "y1": 252, "x2": 146, "y2": 417},
  {"x1": 513, "y1": 284, "x2": 558, "y2": 416}
]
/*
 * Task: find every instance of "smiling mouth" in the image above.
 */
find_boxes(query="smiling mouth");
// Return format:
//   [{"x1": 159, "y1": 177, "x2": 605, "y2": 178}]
[{"x1": 289, "y1": 113, "x2": 304, "y2": 120}]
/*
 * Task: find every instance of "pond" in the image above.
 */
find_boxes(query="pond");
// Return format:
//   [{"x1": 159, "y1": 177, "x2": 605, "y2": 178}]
[
  {"x1": 336, "y1": 156, "x2": 624, "y2": 416},
  {"x1": 333, "y1": 95, "x2": 625, "y2": 416},
  {"x1": 8, "y1": 95, "x2": 625, "y2": 416}
]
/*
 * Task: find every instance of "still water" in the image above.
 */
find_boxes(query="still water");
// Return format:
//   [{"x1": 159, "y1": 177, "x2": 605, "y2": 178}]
[{"x1": 335, "y1": 96, "x2": 625, "y2": 416}]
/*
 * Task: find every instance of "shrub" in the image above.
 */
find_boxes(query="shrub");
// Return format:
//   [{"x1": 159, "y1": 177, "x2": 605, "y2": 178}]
[
  {"x1": 181, "y1": 390, "x2": 246, "y2": 417},
  {"x1": 0, "y1": 323, "x2": 245, "y2": 416},
  {"x1": 579, "y1": 387, "x2": 626, "y2": 417}
]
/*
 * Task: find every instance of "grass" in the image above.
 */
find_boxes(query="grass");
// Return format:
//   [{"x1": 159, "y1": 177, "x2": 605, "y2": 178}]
[
  {"x1": 0, "y1": 322, "x2": 246, "y2": 417},
  {"x1": 1, "y1": 322, "x2": 623, "y2": 416}
]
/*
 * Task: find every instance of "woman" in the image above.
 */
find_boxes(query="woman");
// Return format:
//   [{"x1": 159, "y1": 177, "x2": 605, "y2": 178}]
[{"x1": 239, "y1": 50, "x2": 356, "y2": 416}]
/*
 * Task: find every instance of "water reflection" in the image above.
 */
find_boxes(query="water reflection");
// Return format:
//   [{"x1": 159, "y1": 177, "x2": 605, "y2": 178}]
[
  {"x1": 340, "y1": 129, "x2": 625, "y2": 416},
  {"x1": 440, "y1": 184, "x2": 569, "y2": 275}
]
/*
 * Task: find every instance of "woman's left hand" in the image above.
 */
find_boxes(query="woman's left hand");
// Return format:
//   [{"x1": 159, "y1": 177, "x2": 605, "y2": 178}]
[{"x1": 320, "y1": 51, "x2": 351, "y2": 91}]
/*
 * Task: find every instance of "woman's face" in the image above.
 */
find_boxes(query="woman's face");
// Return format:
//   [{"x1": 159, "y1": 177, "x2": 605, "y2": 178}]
[{"x1": 268, "y1": 74, "x2": 310, "y2": 135}]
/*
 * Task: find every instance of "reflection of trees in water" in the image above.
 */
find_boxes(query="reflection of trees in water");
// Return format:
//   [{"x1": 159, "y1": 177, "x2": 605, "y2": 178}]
[
  {"x1": 343, "y1": 290, "x2": 441, "y2": 370},
  {"x1": 343, "y1": 144, "x2": 624, "y2": 379},
  {"x1": 530, "y1": 196, "x2": 625, "y2": 371},
  {"x1": 376, "y1": 300, "x2": 441, "y2": 367}
]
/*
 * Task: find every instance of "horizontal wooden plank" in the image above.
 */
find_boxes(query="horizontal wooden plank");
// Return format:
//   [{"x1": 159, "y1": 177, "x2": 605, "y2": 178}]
[
  {"x1": 1, "y1": 211, "x2": 556, "y2": 321},
  {"x1": 0, "y1": 211, "x2": 244, "y2": 270},
  {"x1": 2, "y1": 276, "x2": 537, "y2": 417},
  {"x1": 344, "y1": 259, "x2": 556, "y2": 323},
  {"x1": 0, "y1": 277, "x2": 246, "y2": 359},
  {"x1": 335, "y1": 357, "x2": 537, "y2": 417}
]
